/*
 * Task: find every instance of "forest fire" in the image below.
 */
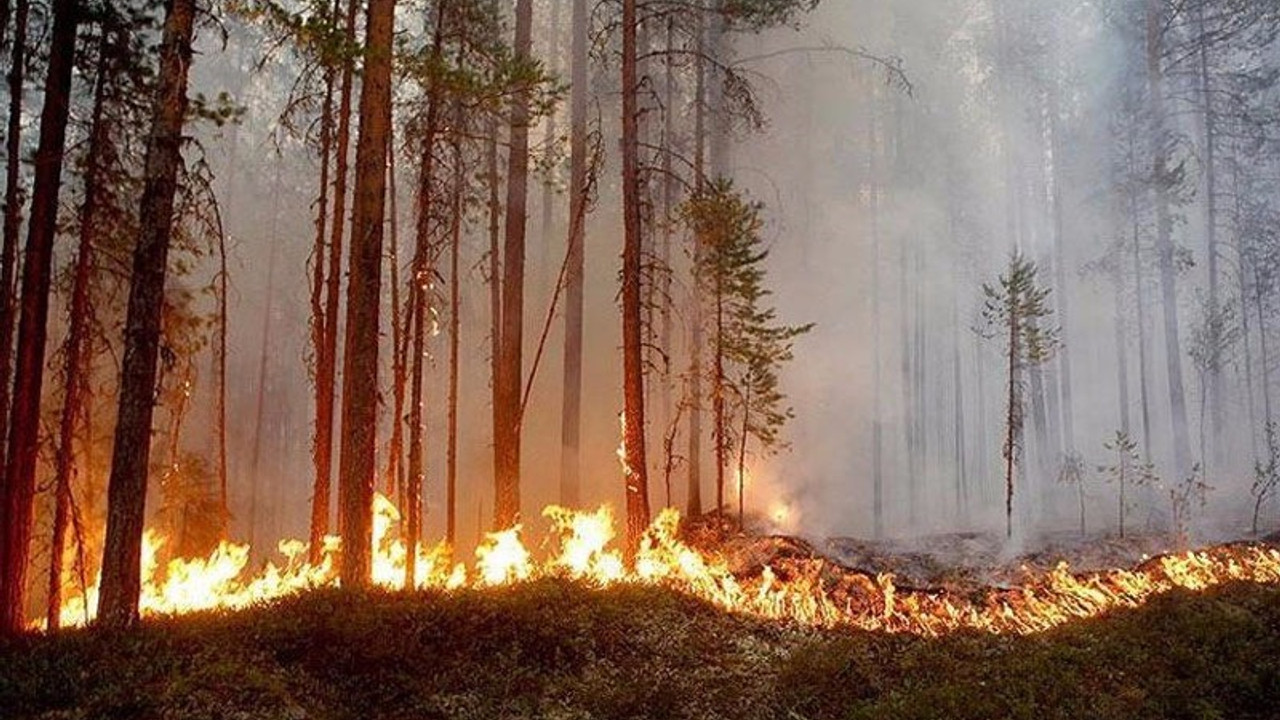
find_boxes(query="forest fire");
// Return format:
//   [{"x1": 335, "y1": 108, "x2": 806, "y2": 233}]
[{"x1": 43, "y1": 494, "x2": 1280, "y2": 637}]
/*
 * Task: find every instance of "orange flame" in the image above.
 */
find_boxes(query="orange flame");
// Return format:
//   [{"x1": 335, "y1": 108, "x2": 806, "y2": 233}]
[{"x1": 45, "y1": 494, "x2": 1280, "y2": 637}]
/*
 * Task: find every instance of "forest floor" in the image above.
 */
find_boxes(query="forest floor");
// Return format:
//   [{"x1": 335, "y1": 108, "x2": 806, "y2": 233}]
[{"x1": 2, "y1": 575, "x2": 1279, "y2": 720}]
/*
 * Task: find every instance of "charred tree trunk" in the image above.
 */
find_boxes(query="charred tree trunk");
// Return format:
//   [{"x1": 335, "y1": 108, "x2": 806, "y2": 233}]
[
  {"x1": 336, "y1": 0, "x2": 394, "y2": 588},
  {"x1": 621, "y1": 0, "x2": 651, "y2": 552},
  {"x1": 0, "y1": 0, "x2": 27, "y2": 482},
  {"x1": 97, "y1": 0, "x2": 194, "y2": 629},
  {"x1": 0, "y1": 0, "x2": 79, "y2": 635},
  {"x1": 47, "y1": 37, "x2": 108, "y2": 629},
  {"x1": 559, "y1": 0, "x2": 587, "y2": 509},
  {"x1": 494, "y1": 0, "x2": 532, "y2": 530}
]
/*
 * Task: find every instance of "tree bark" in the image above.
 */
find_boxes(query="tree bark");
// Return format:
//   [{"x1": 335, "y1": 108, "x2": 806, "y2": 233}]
[
  {"x1": 1146, "y1": 0, "x2": 1193, "y2": 478},
  {"x1": 336, "y1": 0, "x2": 394, "y2": 588},
  {"x1": 97, "y1": 0, "x2": 194, "y2": 629},
  {"x1": 308, "y1": 7, "x2": 336, "y2": 558},
  {"x1": 0, "y1": 0, "x2": 27, "y2": 486},
  {"x1": 559, "y1": 0, "x2": 588, "y2": 509},
  {"x1": 494, "y1": 0, "x2": 532, "y2": 529},
  {"x1": 47, "y1": 31, "x2": 109, "y2": 629},
  {"x1": 311, "y1": 0, "x2": 359, "y2": 557},
  {"x1": 621, "y1": 0, "x2": 651, "y2": 552},
  {"x1": 0, "y1": 0, "x2": 79, "y2": 635}
]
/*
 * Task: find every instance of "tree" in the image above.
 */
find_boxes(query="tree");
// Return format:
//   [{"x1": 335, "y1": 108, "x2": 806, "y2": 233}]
[
  {"x1": 1188, "y1": 295, "x2": 1241, "y2": 476},
  {"x1": 493, "y1": 0, "x2": 534, "y2": 530},
  {"x1": 559, "y1": 0, "x2": 588, "y2": 509},
  {"x1": 682, "y1": 180, "x2": 812, "y2": 528},
  {"x1": 1251, "y1": 421, "x2": 1279, "y2": 536},
  {"x1": 1057, "y1": 451, "x2": 1088, "y2": 535},
  {"x1": 620, "y1": 0, "x2": 651, "y2": 552},
  {"x1": 1100, "y1": 430, "x2": 1156, "y2": 539},
  {"x1": 0, "y1": 0, "x2": 28, "y2": 484},
  {"x1": 981, "y1": 253, "x2": 1059, "y2": 539},
  {"x1": 0, "y1": 0, "x2": 80, "y2": 635},
  {"x1": 97, "y1": 0, "x2": 198, "y2": 629},
  {"x1": 335, "y1": 0, "x2": 395, "y2": 588}
]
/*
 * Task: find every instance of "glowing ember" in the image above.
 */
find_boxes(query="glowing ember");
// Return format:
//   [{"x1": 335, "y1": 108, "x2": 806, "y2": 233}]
[{"x1": 43, "y1": 493, "x2": 1280, "y2": 637}]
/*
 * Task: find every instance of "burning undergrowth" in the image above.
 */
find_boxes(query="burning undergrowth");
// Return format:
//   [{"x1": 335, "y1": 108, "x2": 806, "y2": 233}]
[{"x1": 37, "y1": 493, "x2": 1280, "y2": 637}]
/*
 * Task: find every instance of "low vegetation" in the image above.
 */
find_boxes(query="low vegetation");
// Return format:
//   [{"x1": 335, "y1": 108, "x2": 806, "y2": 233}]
[{"x1": 2, "y1": 579, "x2": 1278, "y2": 719}]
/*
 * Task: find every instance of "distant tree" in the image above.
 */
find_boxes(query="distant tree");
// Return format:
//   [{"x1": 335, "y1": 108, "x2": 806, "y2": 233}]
[
  {"x1": 980, "y1": 253, "x2": 1059, "y2": 539},
  {"x1": 683, "y1": 179, "x2": 812, "y2": 528},
  {"x1": 1167, "y1": 464, "x2": 1212, "y2": 548},
  {"x1": 1250, "y1": 421, "x2": 1279, "y2": 536},
  {"x1": 1188, "y1": 294, "x2": 1241, "y2": 475},
  {"x1": 98, "y1": 0, "x2": 199, "y2": 629},
  {"x1": 1099, "y1": 430, "x2": 1157, "y2": 539},
  {"x1": 1057, "y1": 451, "x2": 1088, "y2": 536}
]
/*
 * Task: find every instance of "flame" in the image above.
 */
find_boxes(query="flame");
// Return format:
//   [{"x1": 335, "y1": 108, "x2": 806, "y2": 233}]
[{"x1": 44, "y1": 493, "x2": 1280, "y2": 637}]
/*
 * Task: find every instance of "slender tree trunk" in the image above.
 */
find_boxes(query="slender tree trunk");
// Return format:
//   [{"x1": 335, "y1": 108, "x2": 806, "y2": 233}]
[
  {"x1": 309, "y1": 29, "x2": 335, "y2": 554},
  {"x1": 311, "y1": 0, "x2": 359, "y2": 557},
  {"x1": 248, "y1": 222, "x2": 278, "y2": 549},
  {"x1": 1147, "y1": 0, "x2": 1193, "y2": 477},
  {"x1": 336, "y1": 0, "x2": 394, "y2": 588},
  {"x1": 405, "y1": 0, "x2": 447, "y2": 585},
  {"x1": 494, "y1": 0, "x2": 532, "y2": 529},
  {"x1": 0, "y1": 0, "x2": 27, "y2": 482},
  {"x1": 540, "y1": 0, "x2": 560, "y2": 289},
  {"x1": 1047, "y1": 46, "x2": 1075, "y2": 457},
  {"x1": 685, "y1": 5, "x2": 706, "y2": 518},
  {"x1": 559, "y1": 0, "x2": 587, "y2": 509},
  {"x1": 1005, "y1": 310, "x2": 1019, "y2": 539},
  {"x1": 47, "y1": 36, "x2": 108, "y2": 629},
  {"x1": 0, "y1": 0, "x2": 78, "y2": 635},
  {"x1": 1197, "y1": 6, "x2": 1223, "y2": 469},
  {"x1": 487, "y1": 115, "x2": 502, "y2": 503},
  {"x1": 868, "y1": 85, "x2": 884, "y2": 538},
  {"x1": 97, "y1": 0, "x2": 194, "y2": 628},
  {"x1": 385, "y1": 128, "x2": 405, "y2": 505},
  {"x1": 621, "y1": 0, "x2": 651, "y2": 551},
  {"x1": 446, "y1": 109, "x2": 462, "y2": 545}
]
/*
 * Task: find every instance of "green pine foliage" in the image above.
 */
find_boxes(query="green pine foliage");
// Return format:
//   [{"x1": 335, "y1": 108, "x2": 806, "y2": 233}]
[{"x1": 683, "y1": 179, "x2": 812, "y2": 469}]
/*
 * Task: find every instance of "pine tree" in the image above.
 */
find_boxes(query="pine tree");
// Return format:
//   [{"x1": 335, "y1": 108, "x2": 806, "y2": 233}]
[{"x1": 981, "y1": 253, "x2": 1059, "y2": 539}]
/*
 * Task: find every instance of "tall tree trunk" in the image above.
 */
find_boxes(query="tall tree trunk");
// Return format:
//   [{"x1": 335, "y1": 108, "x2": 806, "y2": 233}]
[
  {"x1": 0, "y1": 0, "x2": 27, "y2": 482},
  {"x1": 1128, "y1": 119, "x2": 1153, "y2": 458},
  {"x1": 1047, "y1": 42, "x2": 1075, "y2": 458},
  {"x1": 385, "y1": 128, "x2": 405, "y2": 504},
  {"x1": 559, "y1": 0, "x2": 587, "y2": 509},
  {"x1": 868, "y1": 83, "x2": 884, "y2": 538},
  {"x1": 685, "y1": 5, "x2": 706, "y2": 518},
  {"x1": 1197, "y1": 5, "x2": 1223, "y2": 469},
  {"x1": 406, "y1": 0, "x2": 447, "y2": 586},
  {"x1": 446, "y1": 112, "x2": 462, "y2": 546},
  {"x1": 1147, "y1": 0, "x2": 1193, "y2": 477},
  {"x1": 0, "y1": 0, "x2": 78, "y2": 635},
  {"x1": 494, "y1": 0, "x2": 532, "y2": 529},
  {"x1": 47, "y1": 35, "x2": 108, "y2": 629},
  {"x1": 336, "y1": 0, "x2": 394, "y2": 588},
  {"x1": 309, "y1": 20, "x2": 336, "y2": 553},
  {"x1": 311, "y1": 0, "x2": 359, "y2": 557},
  {"x1": 248, "y1": 236, "x2": 278, "y2": 548},
  {"x1": 97, "y1": 0, "x2": 194, "y2": 629},
  {"x1": 540, "y1": 0, "x2": 560, "y2": 290},
  {"x1": 621, "y1": 0, "x2": 651, "y2": 551}
]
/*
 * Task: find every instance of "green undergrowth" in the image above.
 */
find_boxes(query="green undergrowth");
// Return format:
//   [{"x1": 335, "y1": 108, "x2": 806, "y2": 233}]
[{"x1": 1, "y1": 579, "x2": 1278, "y2": 719}]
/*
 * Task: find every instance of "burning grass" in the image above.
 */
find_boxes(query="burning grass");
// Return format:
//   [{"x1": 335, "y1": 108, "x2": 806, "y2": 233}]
[
  {"x1": 2, "y1": 579, "x2": 1279, "y2": 719},
  {"x1": 38, "y1": 493, "x2": 1280, "y2": 638}
]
